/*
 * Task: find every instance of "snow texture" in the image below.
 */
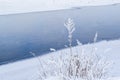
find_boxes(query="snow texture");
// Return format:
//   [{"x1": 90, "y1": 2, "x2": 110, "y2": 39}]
[{"x1": 0, "y1": 0, "x2": 120, "y2": 15}]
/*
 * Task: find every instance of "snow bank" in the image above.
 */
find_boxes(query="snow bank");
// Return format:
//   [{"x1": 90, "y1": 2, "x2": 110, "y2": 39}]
[
  {"x1": 0, "y1": 0, "x2": 120, "y2": 15},
  {"x1": 0, "y1": 39, "x2": 120, "y2": 80}
]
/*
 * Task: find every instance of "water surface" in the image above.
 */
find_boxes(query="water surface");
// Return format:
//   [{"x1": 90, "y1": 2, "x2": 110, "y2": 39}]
[{"x1": 0, "y1": 4, "x2": 120, "y2": 64}]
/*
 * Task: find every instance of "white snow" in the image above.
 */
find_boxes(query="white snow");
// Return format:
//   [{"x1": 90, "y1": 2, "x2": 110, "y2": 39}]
[
  {"x1": 0, "y1": 39, "x2": 120, "y2": 80},
  {"x1": 0, "y1": 0, "x2": 120, "y2": 15}
]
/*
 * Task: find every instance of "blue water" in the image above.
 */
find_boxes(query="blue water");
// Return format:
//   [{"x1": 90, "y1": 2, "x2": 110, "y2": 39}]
[{"x1": 0, "y1": 4, "x2": 120, "y2": 65}]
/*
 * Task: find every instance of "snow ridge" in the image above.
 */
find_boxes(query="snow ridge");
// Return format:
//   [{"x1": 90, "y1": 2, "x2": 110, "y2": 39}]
[{"x1": 0, "y1": 0, "x2": 120, "y2": 15}]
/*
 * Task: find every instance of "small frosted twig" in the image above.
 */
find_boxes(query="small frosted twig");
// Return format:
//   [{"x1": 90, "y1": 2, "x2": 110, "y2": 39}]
[
  {"x1": 94, "y1": 32, "x2": 98, "y2": 43},
  {"x1": 76, "y1": 39, "x2": 82, "y2": 46}
]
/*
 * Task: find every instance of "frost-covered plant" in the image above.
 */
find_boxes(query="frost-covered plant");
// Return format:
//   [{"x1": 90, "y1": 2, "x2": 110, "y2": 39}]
[
  {"x1": 64, "y1": 18, "x2": 75, "y2": 55},
  {"x1": 33, "y1": 18, "x2": 111, "y2": 80},
  {"x1": 56, "y1": 27, "x2": 110, "y2": 80}
]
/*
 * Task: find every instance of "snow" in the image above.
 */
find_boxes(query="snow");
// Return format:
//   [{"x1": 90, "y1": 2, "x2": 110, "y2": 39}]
[
  {"x1": 0, "y1": 0, "x2": 120, "y2": 15},
  {"x1": 0, "y1": 39, "x2": 120, "y2": 80},
  {"x1": 108, "y1": 77, "x2": 120, "y2": 80}
]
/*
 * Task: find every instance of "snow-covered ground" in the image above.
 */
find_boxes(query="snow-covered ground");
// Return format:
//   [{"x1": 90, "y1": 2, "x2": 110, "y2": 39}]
[
  {"x1": 0, "y1": 0, "x2": 120, "y2": 15},
  {"x1": 0, "y1": 40, "x2": 120, "y2": 80}
]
